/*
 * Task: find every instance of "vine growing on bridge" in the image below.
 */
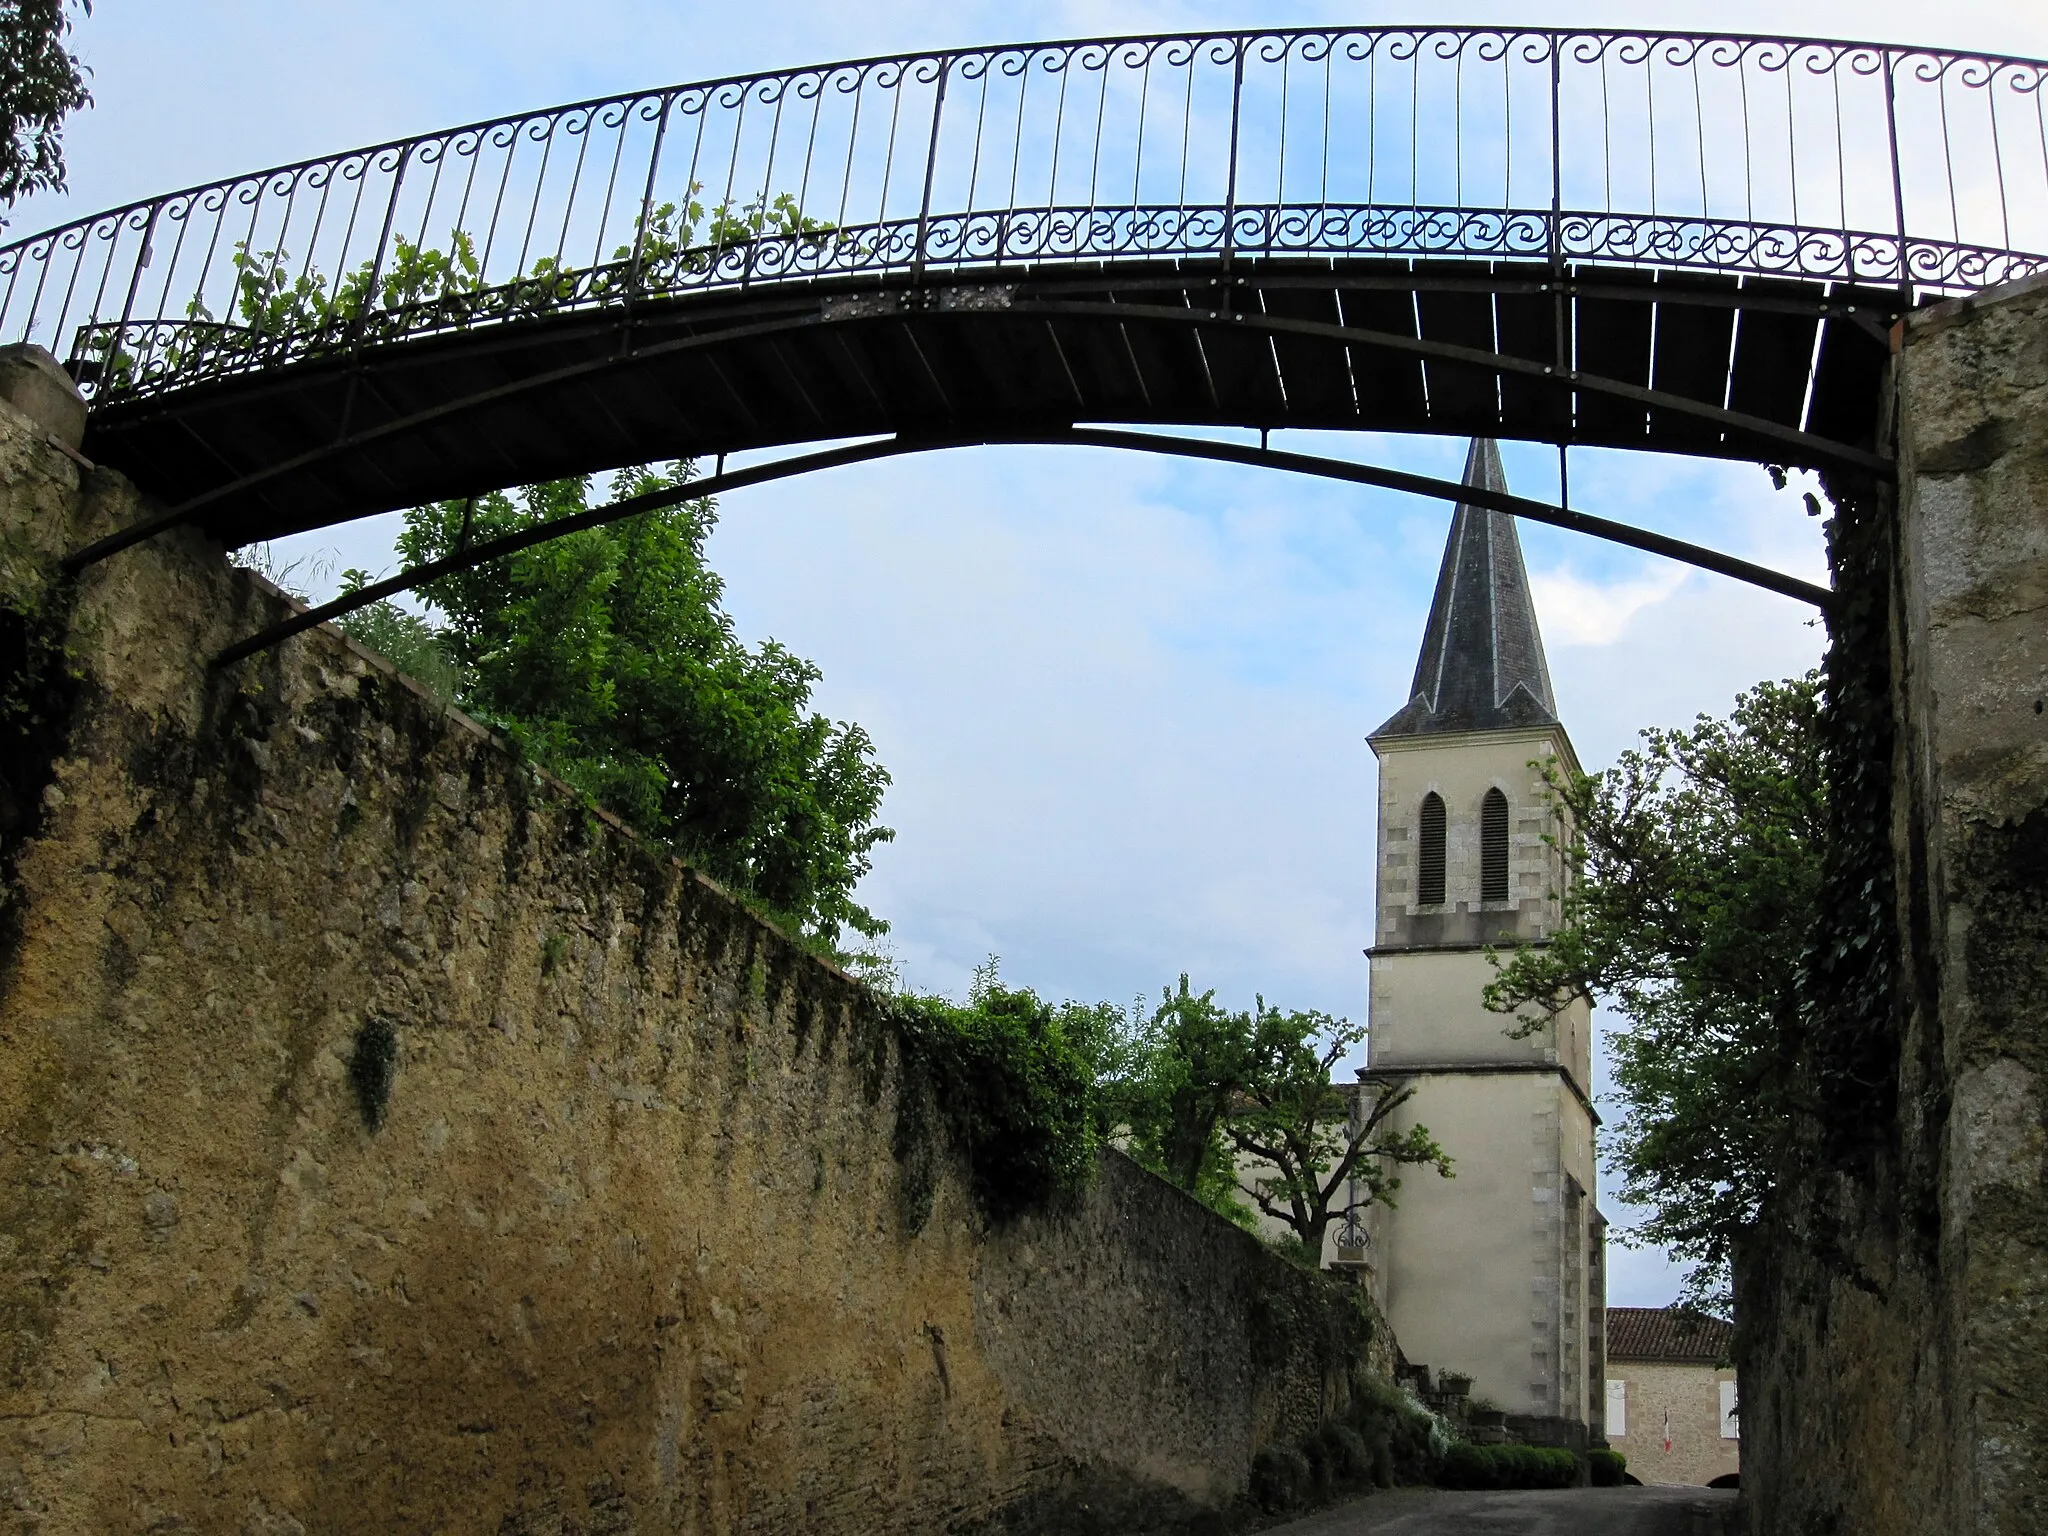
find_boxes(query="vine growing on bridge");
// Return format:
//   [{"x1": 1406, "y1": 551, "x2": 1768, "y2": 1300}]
[{"x1": 81, "y1": 185, "x2": 833, "y2": 392}]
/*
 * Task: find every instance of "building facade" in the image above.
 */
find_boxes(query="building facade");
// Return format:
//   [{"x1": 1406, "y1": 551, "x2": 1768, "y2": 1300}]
[
  {"x1": 1358, "y1": 440, "x2": 1605, "y2": 1442},
  {"x1": 1604, "y1": 1307, "x2": 1739, "y2": 1486}
]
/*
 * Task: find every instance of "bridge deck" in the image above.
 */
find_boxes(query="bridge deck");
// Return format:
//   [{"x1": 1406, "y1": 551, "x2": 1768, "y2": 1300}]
[{"x1": 82, "y1": 256, "x2": 1894, "y2": 547}]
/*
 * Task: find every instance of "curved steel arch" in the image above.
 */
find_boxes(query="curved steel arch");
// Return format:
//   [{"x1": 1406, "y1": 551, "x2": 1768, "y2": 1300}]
[
  {"x1": 213, "y1": 427, "x2": 1833, "y2": 673},
  {"x1": 10, "y1": 25, "x2": 2046, "y2": 564}
]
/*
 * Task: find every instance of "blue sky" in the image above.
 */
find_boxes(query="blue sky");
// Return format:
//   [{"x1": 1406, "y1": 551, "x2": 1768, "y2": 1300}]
[{"x1": 28, "y1": 0, "x2": 2046, "y2": 1305}]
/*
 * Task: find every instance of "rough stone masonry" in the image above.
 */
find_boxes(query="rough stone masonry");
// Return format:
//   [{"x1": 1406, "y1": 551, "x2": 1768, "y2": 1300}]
[
  {"x1": 0, "y1": 360, "x2": 1389, "y2": 1536},
  {"x1": 1740, "y1": 272, "x2": 2048, "y2": 1536}
]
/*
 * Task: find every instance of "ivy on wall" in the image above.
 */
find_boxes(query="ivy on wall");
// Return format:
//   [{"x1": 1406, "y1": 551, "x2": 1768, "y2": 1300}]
[{"x1": 1796, "y1": 472, "x2": 1901, "y2": 1170}]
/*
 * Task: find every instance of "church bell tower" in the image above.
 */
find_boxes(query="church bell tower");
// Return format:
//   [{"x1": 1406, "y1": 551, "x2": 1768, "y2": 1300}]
[{"x1": 1363, "y1": 439, "x2": 1604, "y2": 1438}]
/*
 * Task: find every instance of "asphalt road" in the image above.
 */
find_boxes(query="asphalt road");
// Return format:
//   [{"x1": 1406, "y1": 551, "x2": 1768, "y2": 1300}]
[{"x1": 1260, "y1": 1486, "x2": 1740, "y2": 1536}]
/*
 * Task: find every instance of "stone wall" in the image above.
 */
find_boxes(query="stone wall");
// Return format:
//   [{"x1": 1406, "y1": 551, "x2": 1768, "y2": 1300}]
[
  {"x1": 0, "y1": 386, "x2": 1394, "y2": 1536},
  {"x1": 1603, "y1": 1362, "x2": 1736, "y2": 1489},
  {"x1": 1740, "y1": 273, "x2": 2048, "y2": 1535}
]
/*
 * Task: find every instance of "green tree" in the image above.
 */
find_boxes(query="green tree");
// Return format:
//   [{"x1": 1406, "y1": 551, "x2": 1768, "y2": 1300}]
[
  {"x1": 1484, "y1": 673, "x2": 1825, "y2": 1310},
  {"x1": 354, "y1": 463, "x2": 892, "y2": 947},
  {"x1": 0, "y1": 1, "x2": 89, "y2": 207},
  {"x1": 1111, "y1": 977, "x2": 1451, "y2": 1252},
  {"x1": 1221, "y1": 1003, "x2": 1451, "y2": 1261},
  {"x1": 1113, "y1": 976, "x2": 1254, "y2": 1215}
]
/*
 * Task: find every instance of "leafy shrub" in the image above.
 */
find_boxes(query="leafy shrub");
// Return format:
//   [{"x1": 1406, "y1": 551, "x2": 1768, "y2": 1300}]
[
  {"x1": 1437, "y1": 1443, "x2": 1578, "y2": 1490},
  {"x1": 1588, "y1": 1448, "x2": 1628, "y2": 1486},
  {"x1": 1349, "y1": 1373, "x2": 1448, "y2": 1484},
  {"x1": 1320, "y1": 1422, "x2": 1372, "y2": 1481},
  {"x1": 1249, "y1": 1444, "x2": 1312, "y2": 1511},
  {"x1": 334, "y1": 569, "x2": 466, "y2": 702},
  {"x1": 892, "y1": 980, "x2": 1099, "y2": 1222}
]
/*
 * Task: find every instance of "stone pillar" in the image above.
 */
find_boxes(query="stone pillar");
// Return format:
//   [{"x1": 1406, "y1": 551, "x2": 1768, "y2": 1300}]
[{"x1": 1894, "y1": 270, "x2": 2048, "y2": 1531}]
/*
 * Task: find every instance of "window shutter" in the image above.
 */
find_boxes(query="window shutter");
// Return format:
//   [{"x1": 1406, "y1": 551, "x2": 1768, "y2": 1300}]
[
  {"x1": 1481, "y1": 788, "x2": 1510, "y2": 903},
  {"x1": 1417, "y1": 793, "x2": 1446, "y2": 905},
  {"x1": 1606, "y1": 1378, "x2": 1627, "y2": 1438}
]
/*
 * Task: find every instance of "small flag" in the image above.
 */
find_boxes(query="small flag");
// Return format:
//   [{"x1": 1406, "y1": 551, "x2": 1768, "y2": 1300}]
[{"x1": 1662, "y1": 1407, "x2": 1673, "y2": 1454}]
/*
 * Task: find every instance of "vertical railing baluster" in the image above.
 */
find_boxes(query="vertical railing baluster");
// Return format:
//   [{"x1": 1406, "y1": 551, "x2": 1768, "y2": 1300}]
[
  {"x1": 911, "y1": 59, "x2": 950, "y2": 282},
  {"x1": 1550, "y1": 35, "x2": 1569, "y2": 449},
  {"x1": 1938, "y1": 68, "x2": 1960, "y2": 243},
  {"x1": 966, "y1": 58, "x2": 991, "y2": 211},
  {"x1": 718, "y1": 88, "x2": 749, "y2": 252},
  {"x1": 838, "y1": 71, "x2": 866, "y2": 234},
  {"x1": 1327, "y1": 39, "x2": 1343, "y2": 208},
  {"x1": 1046, "y1": 55, "x2": 1069, "y2": 212},
  {"x1": 1503, "y1": 41, "x2": 1513, "y2": 212},
  {"x1": 879, "y1": 68, "x2": 906, "y2": 233},
  {"x1": 1786, "y1": 59, "x2": 1801, "y2": 233},
  {"x1": 1550, "y1": 39, "x2": 1564, "y2": 281},
  {"x1": 589, "y1": 107, "x2": 631, "y2": 272},
  {"x1": 1740, "y1": 56, "x2": 1755, "y2": 226},
  {"x1": 627, "y1": 94, "x2": 673, "y2": 307},
  {"x1": 349, "y1": 146, "x2": 411, "y2": 348},
  {"x1": 1455, "y1": 44, "x2": 1465, "y2": 210},
  {"x1": 1366, "y1": 40, "x2": 1378, "y2": 209},
  {"x1": 112, "y1": 204, "x2": 159, "y2": 367},
  {"x1": 1223, "y1": 40, "x2": 1244, "y2": 271},
  {"x1": 1647, "y1": 50, "x2": 1659, "y2": 217},
  {"x1": 478, "y1": 132, "x2": 517, "y2": 280},
  {"x1": 21, "y1": 234, "x2": 56, "y2": 351},
  {"x1": 407, "y1": 151, "x2": 442, "y2": 273},
  {"x1": 1830, "y1": 61, "x2": 1847, "y2": 250},
  {"x1": 1987, "y1": 67, "x2": 2012, "y2": 251},
  {"x1": 1001, "y1": 55, "x2": 1029, "y2": 262},
  {"x1": 1411, "y1": 44, "x2": 1421, "y2": 211},
  {"x1": 796, "y1": 72, "x2": 825, "y2": 222},
  {"x1": 83, "y1": 215, "x2": 124, "y2": 349},
  {"x1": 1176, "y1": 48, "x2": 1192, "y2": 211},
  {"x1": 1086, "y1": 50, "x2": 1108, "y2": 222},
  {"x1": 48, "y1": 227, "x2": 93, "y2": 359},
  {"x1": 551, "y1": 114, "x2": 593, "y2": 268},
  {"x1": 149, "y1": 200, "x2": 197, "y2": 381},
  {"x1": 679, "y1": 92, "x2": 712, "y2": 269},
  {"x1": 1884, "y1": 51, "x2": 1911, "y2": 305},
  {"x1": 1279, "y1": 47, "x2": 1293, "y2": 210},
  {"x1": 1132, "y1": 50, "x2": 1151, "y2": 210},
  {"x1": 1696, "y1": 58, "x2": 1710, "y2": 225}
]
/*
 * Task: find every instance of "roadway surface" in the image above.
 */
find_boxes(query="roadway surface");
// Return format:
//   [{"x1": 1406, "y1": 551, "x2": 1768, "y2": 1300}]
[{"x1": 1260, "y1": 1485, "x2": 1740, "y2": 1536}]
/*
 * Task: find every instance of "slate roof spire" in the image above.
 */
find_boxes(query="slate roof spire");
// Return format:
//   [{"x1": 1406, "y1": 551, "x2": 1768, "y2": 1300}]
[{"x1": 1371, "y1": 438, "x2": 1559, "y2": 739}]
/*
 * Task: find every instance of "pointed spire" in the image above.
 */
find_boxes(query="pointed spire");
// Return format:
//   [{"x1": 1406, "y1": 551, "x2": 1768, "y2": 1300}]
[{"x1": 1371, "y1": 439, "x2": 1558, "y2": 739}]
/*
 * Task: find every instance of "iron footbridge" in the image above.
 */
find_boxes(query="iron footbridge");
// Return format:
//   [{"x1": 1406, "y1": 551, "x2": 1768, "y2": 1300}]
[{"x1": 9, "y1": 26, "x2": 2045, "y2": 614}]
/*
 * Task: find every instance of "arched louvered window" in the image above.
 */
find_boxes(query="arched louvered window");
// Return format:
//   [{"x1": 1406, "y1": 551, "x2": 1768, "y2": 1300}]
[
  {"x1": 1417, "y1": 792, "x2": 1447, "y2": 906},
  {"x1": 1481, "y1": 788, "x2": 1511, "y2": 904}
]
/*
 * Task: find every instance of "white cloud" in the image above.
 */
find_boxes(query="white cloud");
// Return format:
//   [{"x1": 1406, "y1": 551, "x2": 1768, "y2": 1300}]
[{"x1": 1532, "y1": 564, "x2": 1691, "y2": 647}]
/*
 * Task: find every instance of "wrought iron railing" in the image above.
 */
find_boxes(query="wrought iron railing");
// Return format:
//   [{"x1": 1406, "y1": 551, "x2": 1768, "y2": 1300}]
[{"x1": 8, "y1": 26, "x2": 2046, "y2": 403}]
